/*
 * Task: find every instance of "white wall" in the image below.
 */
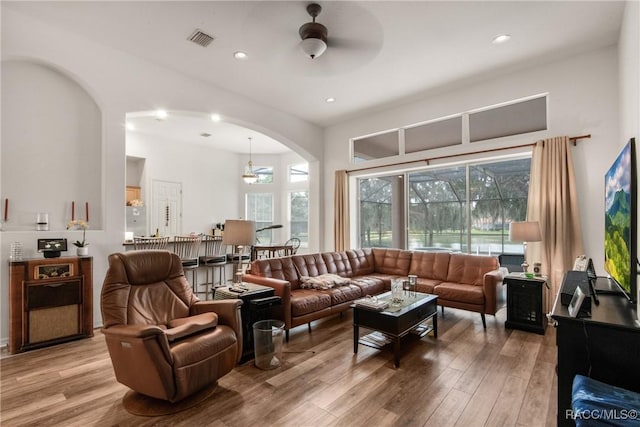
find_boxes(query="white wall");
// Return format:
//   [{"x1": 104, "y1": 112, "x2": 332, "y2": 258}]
[
  {"x1": 126, "y1": 132, "x2": 241, "y2": 235},
  {"x1": 618, "y1": 0, "x2": 640, "y2": 308},
  {"x1": 323, "y1": 46, "x2": 620, "y2": 279},
  {"x1": 619, "y1": 0, "x2": 640, "y2": 143},
  {"x1": 2, "y1": 61, "x2": 102, "y2": 231},
  {"x1": 0, "y1": 7, "x2": 323, "y2": 344}
]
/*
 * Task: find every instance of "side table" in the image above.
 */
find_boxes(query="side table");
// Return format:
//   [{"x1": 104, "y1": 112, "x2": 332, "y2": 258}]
[
  {"x1": 504, "y1": 274, "x2": 548, "y2": 335},
  {"x1": 214, "y1": 283, "x2": 280, "y2": 363}
]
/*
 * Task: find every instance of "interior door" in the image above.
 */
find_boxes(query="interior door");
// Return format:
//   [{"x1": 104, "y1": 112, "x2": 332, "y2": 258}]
[{"x1": 152, "y1": 180, "x2": 181, "y2": 237}]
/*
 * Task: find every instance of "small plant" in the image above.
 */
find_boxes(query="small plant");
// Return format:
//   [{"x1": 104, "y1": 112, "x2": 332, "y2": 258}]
[{"x1": 67, "y1": 219, "x2": 89, "y2": 247}]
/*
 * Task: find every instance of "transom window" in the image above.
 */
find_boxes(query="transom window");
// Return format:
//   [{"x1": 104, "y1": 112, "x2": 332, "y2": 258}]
[
  {"x1": 351, "y1": 95, "x2": 547, "y2": 164},
  {"x1": 253, "y1": 166, "x2": 273, "y2": 184},
  {"x1": 289, "y1": 163, "x2": 309, "y2": 183}
]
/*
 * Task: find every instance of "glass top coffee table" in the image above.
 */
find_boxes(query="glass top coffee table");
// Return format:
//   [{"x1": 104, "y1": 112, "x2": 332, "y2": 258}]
[{"x1": 352, "y1": 291, "x2": 438, "y2": 368}]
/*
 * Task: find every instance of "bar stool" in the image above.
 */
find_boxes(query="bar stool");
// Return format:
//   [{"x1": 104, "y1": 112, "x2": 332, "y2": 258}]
[
  {"x1": 199, "y1": 235, "x2": 227, "y2": 299},
  {"x1": 173, "y1": 235, "x2": 202, "y2": 293},
  {"x1": 133, "y1": 236, "x2": 169, "y2": 250}
]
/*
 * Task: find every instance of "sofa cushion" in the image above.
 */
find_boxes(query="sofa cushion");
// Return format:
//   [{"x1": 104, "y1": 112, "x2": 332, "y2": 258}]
[
  {"x1": 372, "y1": 248, "x2": 412, "y2": 276},
  {"x1": 409, "y1": 251, "x2": 451, "y2": 282},
  {"x1": 300, "y1": 273, "x2": 351, "y2": 290},
  {"x1": 350, "y1": 276, "x2": 386, "y2": 296},
  {"x1": 446, "y1": 253, "x2": 499, "y2": 286},
  {"x1": 434, "y1": 282, "x2": 485, "y2": 305},
  {"x1": 318, "y1": 284, "x2": 363, "y2": 305},
  {"x1": 290, "y1": 290, "x2": 332, "y2": 317},
  {"x1": 346, "y1": 249, "x2": 375, "y2": 276},
  {"x1": 322, "y1": 252, "x2": 353, "y2": 277},
  {"x1": 415, "y1": 278, "x2": 440, "y2": 294}
]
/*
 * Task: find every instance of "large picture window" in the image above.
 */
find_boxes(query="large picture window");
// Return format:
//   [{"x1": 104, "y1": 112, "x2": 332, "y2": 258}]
[
  {"x1": 289, "y1": 191, "x2": 309, "y2": 247},
  {"x1": 245, "y1": 193, "x2": 273, "y2": 244},
  {"x1": 359, "y1": 157, "x2": 531, "y2": 254}
]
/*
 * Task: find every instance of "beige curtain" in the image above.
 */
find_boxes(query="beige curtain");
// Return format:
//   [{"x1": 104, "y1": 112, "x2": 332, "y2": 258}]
[
  {"x1": 334, "y1": 170, "x2": 350, "y2": 251},
  {"x1": 527, "y1": 136, "x2": 584, "y2": 313}
]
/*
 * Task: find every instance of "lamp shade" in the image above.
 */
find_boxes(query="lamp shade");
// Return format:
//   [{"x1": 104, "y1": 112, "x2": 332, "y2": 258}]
[
  {"x1": 509, "y1": 221, "x2": 542, "y2": 243},
  {"x1": 222, "y1": 220, "x2": 256, "y2": 246}
]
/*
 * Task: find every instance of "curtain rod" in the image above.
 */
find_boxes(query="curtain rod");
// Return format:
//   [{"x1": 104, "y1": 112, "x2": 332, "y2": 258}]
[{"x1": 347, "y1": 134, "x2": 591, "y2": 173}]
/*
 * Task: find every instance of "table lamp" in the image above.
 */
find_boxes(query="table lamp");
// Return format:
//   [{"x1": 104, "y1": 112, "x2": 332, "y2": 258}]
[
  {"x1": 222, "y1": 220, "x2": 256, "y2": 284},
  {"x1": 509, "y1": 221, "x2": 542, "y2": 273}
]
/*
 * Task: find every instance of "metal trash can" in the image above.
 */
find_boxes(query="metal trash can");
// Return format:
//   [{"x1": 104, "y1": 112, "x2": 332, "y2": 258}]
[{"x1": 252, "y1": 319, "x2": 285, "y2": 370}]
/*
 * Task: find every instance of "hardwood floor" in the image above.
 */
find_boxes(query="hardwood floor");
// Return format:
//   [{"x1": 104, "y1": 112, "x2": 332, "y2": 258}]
[{"x1": 0, "y1": 307, "x2": 557, "y2": 426}]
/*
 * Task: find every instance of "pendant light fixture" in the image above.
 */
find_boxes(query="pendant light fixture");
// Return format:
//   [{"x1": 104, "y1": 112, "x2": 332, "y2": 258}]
[{"x1": 242, "y1": 137, "x2": 258, "y2": 184}]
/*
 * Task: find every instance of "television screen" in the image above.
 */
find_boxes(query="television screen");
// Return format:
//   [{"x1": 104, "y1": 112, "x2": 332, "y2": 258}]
[{"x1": 604, "y1": 138, "x2": 637, "y2": 303}]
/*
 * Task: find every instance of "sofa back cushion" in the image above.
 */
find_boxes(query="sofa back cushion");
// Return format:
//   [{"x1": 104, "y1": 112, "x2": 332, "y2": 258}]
[
  {"x1": 372, "y1": 248, "x2": 412, "y2": 276},
  {"x1": 347, "y1": 248, "x2": 375, "y2": 276},
  {"x1": 409, "y1": 251, "x2": 451, "y2": 281},
  {"x1": 292, "y1": 254, "x2": 328, "y2": 279},
  {"x1": 250, "y1": 257, "x2": 301, "y2": 288},
  {"x1": 321, "y1": 252, "x2": 353, "y2": 277},
  {"x1": 446, "y1": 254, "x2": 499, "y2": 286}
]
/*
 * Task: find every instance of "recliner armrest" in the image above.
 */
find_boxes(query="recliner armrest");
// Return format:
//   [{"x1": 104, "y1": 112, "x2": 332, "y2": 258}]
[
  {"x1": 165, "y1": 312, "x2": 218, "y2": 342},
  {"x1": 101, "y1": 323, "x2": 173, "y2": 364},
  {"x1": 191, "y1": 300, "x2": 243, "y2": 363},
  {"x1": 102, "y1": 324, "x2": 165, "y2": 338},
  {"x1": 192, "y1": 300, "x2": 241, "y2": 329}
]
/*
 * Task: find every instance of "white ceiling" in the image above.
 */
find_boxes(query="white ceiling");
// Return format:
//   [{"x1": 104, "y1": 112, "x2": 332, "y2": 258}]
[
  {"x1": 4, "y1": 1, "x2": 625, "y2": 153},
  {"x1": 127, "y1": 111, "x2": 291, "y2": 154}
]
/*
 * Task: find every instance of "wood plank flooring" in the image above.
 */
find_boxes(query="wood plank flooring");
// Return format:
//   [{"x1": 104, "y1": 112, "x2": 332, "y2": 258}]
[{"x1": 0, "y1": 307, "x2": 557, "y2": 426}]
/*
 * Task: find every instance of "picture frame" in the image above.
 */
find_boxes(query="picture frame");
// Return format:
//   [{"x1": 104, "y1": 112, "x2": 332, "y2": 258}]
[{"x1": 568, "y1": 286, "x2": 586, "y2": 318}]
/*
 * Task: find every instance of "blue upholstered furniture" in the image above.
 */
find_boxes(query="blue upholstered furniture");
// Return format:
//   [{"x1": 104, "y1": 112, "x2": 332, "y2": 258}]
[{"x1": 572, "y1": 375, "x2": 640, "y2": 426}]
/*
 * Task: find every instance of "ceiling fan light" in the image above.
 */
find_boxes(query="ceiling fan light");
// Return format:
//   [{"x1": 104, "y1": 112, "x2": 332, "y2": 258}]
[{"x1": 300, "y1": 37, "x2": 327, "y2": 59}]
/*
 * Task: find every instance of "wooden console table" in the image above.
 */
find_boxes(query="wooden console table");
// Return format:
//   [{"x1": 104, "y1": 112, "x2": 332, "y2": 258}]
[
  {"x1": 9, "y1": 256, "x2": 93, "y2": 354},
  {"x1": 551, "y1": 277, "x2": 640, "y2": 426}
]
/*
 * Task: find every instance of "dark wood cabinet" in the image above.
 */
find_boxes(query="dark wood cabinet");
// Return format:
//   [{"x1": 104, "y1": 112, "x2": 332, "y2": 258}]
[
  {"x1": 504, "y1": 274, "x2": 547, "y2": 334},
  {"x1": 551, "y1": 278, "x2": 640, "y2": 426},
  {"x1": 214, "y1": 283, "x2": 280, "y2": 363},
  {"x1": 9, "y1": 256, "x2": 93, "y2": 354}
]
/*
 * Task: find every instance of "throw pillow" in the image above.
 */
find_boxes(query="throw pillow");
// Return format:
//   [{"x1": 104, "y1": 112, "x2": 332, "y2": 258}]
[{"x1": 300, "y1": 273, "x2": 351, "y2": 290}]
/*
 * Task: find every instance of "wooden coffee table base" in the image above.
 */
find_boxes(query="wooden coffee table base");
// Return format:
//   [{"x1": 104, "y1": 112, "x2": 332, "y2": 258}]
[{"x1": 352, "y1": 292, "x2": 438, "y2": 368}]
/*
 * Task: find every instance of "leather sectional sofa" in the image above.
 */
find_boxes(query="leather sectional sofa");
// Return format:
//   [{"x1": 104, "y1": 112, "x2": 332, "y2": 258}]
[{"x1": 242, "y1": 248, "x2": 504, "y2": 340}]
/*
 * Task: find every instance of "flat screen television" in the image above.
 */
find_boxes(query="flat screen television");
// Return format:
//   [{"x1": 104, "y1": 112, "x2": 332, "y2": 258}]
[{"x1": 604, "y1": 138, "x2": 637, "y2": 303}]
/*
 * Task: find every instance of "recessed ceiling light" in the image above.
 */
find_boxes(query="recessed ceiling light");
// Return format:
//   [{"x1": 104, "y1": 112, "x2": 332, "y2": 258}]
[
  {"x1": 210, "y1": 113, "x2": 221, "y2": 122},
  {"x1": 155, "y1": 110, "x2": 168, "y2": 120},
  {"x1": 492, "y1": 34, "x2": 511, "y2": 44},
  {"x1": 326, "y1": 97, "x2": 336, "y2": 103},
  {"x1": 234, "y1": 51, "x2": 248, "y2": 60}
]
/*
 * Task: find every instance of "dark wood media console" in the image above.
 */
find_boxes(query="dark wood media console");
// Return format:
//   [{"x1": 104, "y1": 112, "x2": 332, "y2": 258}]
[
  {"x1": 551, "y1": 277, "x2": 640, "y2": 426},
  {"x1": 9, "y1": 256, "x2": 93, "y2": 354}
]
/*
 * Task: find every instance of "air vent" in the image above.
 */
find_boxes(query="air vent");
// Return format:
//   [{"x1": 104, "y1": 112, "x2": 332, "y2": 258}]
[
  {"x1": 200, "y1": 132, "x2": 211, "y2": 138},
  {"x1": 188, "y1": 29, "x2": 214, "y2": 47}
]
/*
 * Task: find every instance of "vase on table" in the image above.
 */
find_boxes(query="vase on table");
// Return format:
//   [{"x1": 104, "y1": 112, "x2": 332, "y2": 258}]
[{"x1": 76, "y1": 246, "x2": 89, "y2": 256}]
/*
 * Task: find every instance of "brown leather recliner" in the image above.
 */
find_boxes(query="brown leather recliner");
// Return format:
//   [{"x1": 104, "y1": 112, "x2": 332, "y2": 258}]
[{"x1": 101, "y1": 250, "x2": 242, "y2": 403}]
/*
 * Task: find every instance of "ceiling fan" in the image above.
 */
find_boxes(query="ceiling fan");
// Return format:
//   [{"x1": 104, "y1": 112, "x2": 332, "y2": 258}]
[{"x1": 298, "y1": 3, "x2": 328, "y2": 59}]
